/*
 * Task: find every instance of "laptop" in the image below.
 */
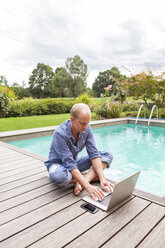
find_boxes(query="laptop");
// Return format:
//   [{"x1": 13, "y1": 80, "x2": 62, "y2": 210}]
[{"x1": 82, "y1": 171, "x2": 141, "y2": 211}]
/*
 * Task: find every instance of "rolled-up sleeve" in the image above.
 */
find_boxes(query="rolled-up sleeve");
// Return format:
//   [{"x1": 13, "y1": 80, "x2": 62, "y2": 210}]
[
  {"x1": 53, "y1": 131, "x2": 77, "y2": 171},
  {"x1": 86, "y1": 127, "x2": 100, "y2": 160}
]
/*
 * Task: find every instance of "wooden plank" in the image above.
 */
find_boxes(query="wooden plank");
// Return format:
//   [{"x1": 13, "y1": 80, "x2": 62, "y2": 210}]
[
  {"x1": 0, "y1": 171, "x2": 47, "y2": 193},
  {"x1": 0, "y1": 176, "x2": 51, "y2": 202},
  {"x1": 102, "y1": 204, "x2": 165, "y2": 248},
  {"x1": 138, "y1": 217, "x2": 165, "y2": 248},
  {"x1": 0, "y1": 184, "x2": 70, "y2": 226},
  {"x1": 0, "y1": 182, "x2": 59, "y2": 212},
  {"x1": 0, "y1": 153, "x2": 29, "y2": 163},
  {"x1": 0, "y1": 146, "x2": 15, "y2": 151},
  {"x1": 0, "y1": 185, "x2": 74, "y2": 241},
  {"x1": 54, "y1": 197, "x2": 150, "y2": 248},
  {"x1": 0, "y1": 148, "x2": 23, "y2": 155},
  {"x1": 0, "y1": 165, "x2": 45, "y2": 186},
  {"x1": 0, "y1": 151, "x2": 19, "y2": 158},
  {"x1": 0, "y1": 146, "x2": 7, "y2": 150},
  {"x1": 27, "y1": 197, "x2": 145, "y2": 248},
  {"x1": 0, "y1": 142, "x2": 46, "y2": 162},
  {"x1": 1, "y1": 199, "x2": 85, "y2": 247},
  {"x1": 0, "y1": 192, "x2": 132, "y2": 246},
  {"x1": 0, "y1": 161, "x2": 43, "y2": 179},
  {"x1": 0, "y1": 157, "x2": 39, "y2": 172}
]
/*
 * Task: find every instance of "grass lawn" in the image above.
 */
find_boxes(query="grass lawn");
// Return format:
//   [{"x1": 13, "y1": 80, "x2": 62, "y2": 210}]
[{"x1": 0, "y1": 112, "x2": 97, "y2": 132}]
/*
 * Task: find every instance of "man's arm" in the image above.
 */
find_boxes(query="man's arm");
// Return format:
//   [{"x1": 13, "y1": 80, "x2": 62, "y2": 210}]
[
  {"x1": 85, "y1": 127, "x2": 114, "y2": 192},
  {"x1": 53, "y1": 132, "x2": 104, "y2": 201},
  {"x1": 91, "y1": 157, "x2": 114, "y2": 192}
]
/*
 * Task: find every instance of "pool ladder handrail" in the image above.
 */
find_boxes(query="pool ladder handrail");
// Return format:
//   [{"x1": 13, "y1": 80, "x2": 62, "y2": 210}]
[
  {"x1": 135, "y1": 104, "x2": 146, "y2": 124},
  {"x1": 148, "y1": 105, "x2": 158, "y2": 126}
]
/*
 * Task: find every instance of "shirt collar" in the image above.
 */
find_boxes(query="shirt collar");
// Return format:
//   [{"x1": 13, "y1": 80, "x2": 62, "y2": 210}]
[{"x1": 67, "y1": 119, "x2": 84, "y2": 140}]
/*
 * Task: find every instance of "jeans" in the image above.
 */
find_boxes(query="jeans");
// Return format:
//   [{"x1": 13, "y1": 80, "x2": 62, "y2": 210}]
[{"x1": 48, "y1": 151, "x2": 113, "y2": 186}]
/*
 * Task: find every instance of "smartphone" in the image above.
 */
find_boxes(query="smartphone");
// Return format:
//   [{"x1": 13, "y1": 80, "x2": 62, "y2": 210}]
[{"x1": 81, "y1": 203, "x2": 99, "y2": 214}]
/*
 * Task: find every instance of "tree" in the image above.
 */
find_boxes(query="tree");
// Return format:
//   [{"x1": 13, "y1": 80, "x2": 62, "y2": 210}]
[
  {"x1": 65, "y1": 55, "x2": 88, "y2": 97},
  {"x1": 86, "y1": 87, "x2": 94, "y2": 96},
  {"x1": 128, "y1": 72, "x2": 156, "y2": 106},
  {"x1": 152, "y1": 72, "x2": 165, "y2": 108},
  {"x1": 116, "y1": 68, "x2": 165, "y2": 107},
  {"x1": 51, "y1": 67, "x2": 72, "y2": 97},
  {"x1": 0, "y1": 75, "x2": 8, "y2": 86},
  {"x1": 28, "y1": 63, "x2": 54, "y2": 98},
  {"x1": 92, "y1": 67, "x2": 125, "y2": 97}
]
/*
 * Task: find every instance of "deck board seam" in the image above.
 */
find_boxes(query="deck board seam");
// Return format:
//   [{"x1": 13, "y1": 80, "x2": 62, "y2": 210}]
[
  {"x1": 0, "y1": 190, "x2": 74, "y2": 227},
  {"x1": 0, "y1": 159, "x2": 42, "y2": 174},
  {"x1": 0, "y1": 169, "x2": 46, "y2": 187},
  {"x1": 0, "y1": 187, "x2": 64, "y2": 214},
  {"x1": 98, "y1": 202, "x2": 152, "y2": 248},
  {"x1": 26, "y1": 210, "x2": 88, "y2": 248},
  {"x1": 0, "y1": 157, "x2": 40, "y2": 169},
  {"x1": 0, "y1": 156, "x2": 30, "y2": 164},
  {"x1": 0, "y1": 197, "x2": 83, "y2": 243},
  {"x1": 0, "y1": 174, "x2": 47, "y2": 194},
  {"x1": 0, "y1": 182, "x2": 54, "y2": 203},
  {"x1": 0, "y1": 142, "x2": 46, "y2": 162},
  {"x1": 0, "y1": 162, "x2": 44, "y2": 179},
  {"x1": 61, "y1": 196, "x2": 136, "y2": 248},
  {"x1": 135, "y1": 215, "x2": 165, "y2": 248}
]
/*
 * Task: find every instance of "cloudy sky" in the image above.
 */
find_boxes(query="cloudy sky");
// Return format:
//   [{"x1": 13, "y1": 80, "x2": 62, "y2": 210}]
[{"x1": 1, "y1": 0, "x2": 165, "y2": 87}]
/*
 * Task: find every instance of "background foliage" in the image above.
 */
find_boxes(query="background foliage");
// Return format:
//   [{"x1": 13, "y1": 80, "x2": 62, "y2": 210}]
[{"x1": 0, "y1": 86, "x2": 15, "y2": 117}]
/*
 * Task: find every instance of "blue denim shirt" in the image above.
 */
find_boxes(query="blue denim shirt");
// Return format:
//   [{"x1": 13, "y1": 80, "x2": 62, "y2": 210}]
[{"x1": 44, "y1": 119, "x2": 100, "y2": 171}]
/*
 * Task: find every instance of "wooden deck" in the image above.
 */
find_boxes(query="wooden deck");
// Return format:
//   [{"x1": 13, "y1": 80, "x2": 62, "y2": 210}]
[{"x1": 0, "y1": 141, "x2": 165, "y2": 248}]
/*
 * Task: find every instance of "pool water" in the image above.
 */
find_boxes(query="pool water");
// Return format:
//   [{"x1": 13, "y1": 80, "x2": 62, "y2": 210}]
[{"x1": 9, "y1": 124, "x2": 165, "y2": 197}]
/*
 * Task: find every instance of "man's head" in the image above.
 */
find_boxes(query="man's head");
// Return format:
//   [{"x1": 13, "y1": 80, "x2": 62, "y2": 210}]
[{"x1": 70, "y1": 103, "x2": 91, "y2": 134}]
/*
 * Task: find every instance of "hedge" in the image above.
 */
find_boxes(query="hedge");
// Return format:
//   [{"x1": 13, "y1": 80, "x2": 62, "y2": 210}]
[
  {"x1": 6, "y1": 97, "x2": 165, "y2": 119},
  {"x1": 7, "y1": 98, "x2": 75, "y2": 117}
]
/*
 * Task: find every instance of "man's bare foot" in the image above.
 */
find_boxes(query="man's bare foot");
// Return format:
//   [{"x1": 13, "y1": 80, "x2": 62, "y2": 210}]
[{"x1": 74, "y1": 182, "x2": 83, "y2": 196}]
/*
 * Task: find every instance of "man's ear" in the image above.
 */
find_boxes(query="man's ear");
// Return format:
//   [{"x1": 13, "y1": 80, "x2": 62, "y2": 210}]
[{"x1": 70, "y1": 116, "x2": 74, "y2": 123}]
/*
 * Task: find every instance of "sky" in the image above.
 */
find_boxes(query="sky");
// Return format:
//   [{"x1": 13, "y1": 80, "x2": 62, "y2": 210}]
[{"x1": 1, "y1": 0, "x2": 165, "y2": 87}]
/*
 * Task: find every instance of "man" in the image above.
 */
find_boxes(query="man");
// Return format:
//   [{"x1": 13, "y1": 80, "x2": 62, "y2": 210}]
[{"x1": 44, "y1": 103, "x2": 114, "y2": 201}]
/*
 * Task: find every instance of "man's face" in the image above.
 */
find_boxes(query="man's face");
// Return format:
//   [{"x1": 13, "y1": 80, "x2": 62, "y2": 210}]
[{"x1": 71, "y1": 112, "x2": 91, "y2": 134}]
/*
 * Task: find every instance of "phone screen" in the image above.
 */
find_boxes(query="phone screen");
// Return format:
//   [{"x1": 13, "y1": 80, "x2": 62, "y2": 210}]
[{"x1": 81, "y1": 203, "x2": 99, "y2": 214}]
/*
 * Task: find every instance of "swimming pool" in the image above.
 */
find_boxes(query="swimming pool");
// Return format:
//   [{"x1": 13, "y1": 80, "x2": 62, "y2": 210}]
[{"x1": 9, "y1": 124, "x2": 165, "y2": 197}]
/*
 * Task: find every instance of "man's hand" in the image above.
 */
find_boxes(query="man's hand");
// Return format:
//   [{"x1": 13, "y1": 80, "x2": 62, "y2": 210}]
[
  {"x1": 86, "y1": 184, "x2": 104, "y2": 201},
  {"x1": 100, "y1": 179, "x2": 114, "y2": 192}
]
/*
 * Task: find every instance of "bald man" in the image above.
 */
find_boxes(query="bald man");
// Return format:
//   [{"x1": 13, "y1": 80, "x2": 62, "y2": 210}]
[{"x1": 44, "y1": 103, "x2": 114, "y2": 201}]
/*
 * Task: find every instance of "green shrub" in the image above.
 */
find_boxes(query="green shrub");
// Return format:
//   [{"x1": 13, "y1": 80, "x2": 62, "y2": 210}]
[
  {"x1": 94, "y1": 101, "x2": 122, "y2": 119},
  {"x1": 122, "y1": 102, "x2": 141, "y2": 112},
  {"x1": 124, "y1": 111, "x2": 138, "y2": 117},
  {"x1": 7, "y1": 98, "x2": 75, "y2": 117},
  {"x1": 75, "y1": 93, "x2": 93, "y2": 105},
  {"x1": 159, "y1": 108, "x2": 165, "y2": 118},
  {"x1": 0, "y1": 86, "x2": 15, "y2": 117}
]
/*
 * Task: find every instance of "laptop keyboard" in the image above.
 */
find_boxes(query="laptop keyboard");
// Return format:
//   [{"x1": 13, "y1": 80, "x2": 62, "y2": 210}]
[{"x1": 97, "y1": 193, "x2": 112, "y2": 207}]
